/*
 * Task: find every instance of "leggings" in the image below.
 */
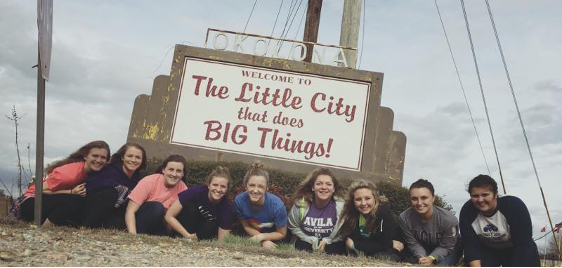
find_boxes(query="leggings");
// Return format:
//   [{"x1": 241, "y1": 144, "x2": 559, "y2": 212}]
[
  {"x1": 294, "y1": 238, "x2": 347, "y2": 255},
  {"x1": 20, "y1": 194, "x2": 84, "y2": 226},
  {"x1": 135, "y1": 201, "x2": 167, "y2": 236},
  {"x1": 81, "y1": 188, "x2": 120, "y2": 228},
  {"x1": 470, "y1": 243, "x2": 540, "y2": 267},
  {"x1": 176, "y1": 201, "x2": 219, "y2": 240}
]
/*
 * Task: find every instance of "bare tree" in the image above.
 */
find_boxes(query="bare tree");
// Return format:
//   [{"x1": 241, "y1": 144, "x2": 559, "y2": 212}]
[
  {"x1": 547, "y1": 230, "x2": 562, "y2": 261},
  {"x1": 5, "y1": 105, "x2": 26, "y2": 197}
]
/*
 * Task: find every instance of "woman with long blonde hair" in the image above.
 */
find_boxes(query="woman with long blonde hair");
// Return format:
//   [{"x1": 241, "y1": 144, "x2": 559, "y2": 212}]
[{"x1": 337, "y1": 180, "x2": 405, "y2": 261}]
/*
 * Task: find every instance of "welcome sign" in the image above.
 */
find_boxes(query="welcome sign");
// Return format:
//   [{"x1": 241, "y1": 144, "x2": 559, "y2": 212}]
[
  {"x1": 170, "y1": 58, "x2": 370, "y2": 170},
  {"x1": 127, "y1": 45, "x2": 406, "y2": 183}
]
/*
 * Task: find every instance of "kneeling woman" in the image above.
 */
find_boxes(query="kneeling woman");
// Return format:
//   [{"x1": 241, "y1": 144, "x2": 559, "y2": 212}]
[
  {"x1": 288, "y1": 168, "x2": 346, "y2": 254},
  {"x1": 459, "y1": 175, "x2": 539, "y2": 267},
  {"x1": 337, "y1": 180, "x2": 405, "y2": 261},
  {"x1": 20, "y1": 140, "x2": 110, "y2": 226},
  {"x1": 125, "y1": 155, "x2": 188, "y2": 235},
  {"x1": 82, "y1": 143, "x2": 147, "y2": 228},
  {"x1": 165, "y1": 166, "x2": 234, "y2": 241},
  {"x1": 234, "y1": 161, "x2": 288, "y2": 248}
]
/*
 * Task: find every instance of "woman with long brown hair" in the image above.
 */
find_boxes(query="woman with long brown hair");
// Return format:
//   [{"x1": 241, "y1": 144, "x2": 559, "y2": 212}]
[
  {"x1": 81, "y1": 142, "x2": 147, "y2": 228},
  {"x1": 288, "y1": 167, "x2": 346, "y2": 254},
  {"x1": 337, "y1": 180, "x2": 405, "y2": 261},
  {"x1": 19, "y1": 140, "x2": 110, "y2": 227}
]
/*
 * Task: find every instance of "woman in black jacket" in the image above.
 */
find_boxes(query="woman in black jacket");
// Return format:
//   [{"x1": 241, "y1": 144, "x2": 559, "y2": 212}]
[{"x1": 336, "y1": 180, "x2": 405, "y2": 261}]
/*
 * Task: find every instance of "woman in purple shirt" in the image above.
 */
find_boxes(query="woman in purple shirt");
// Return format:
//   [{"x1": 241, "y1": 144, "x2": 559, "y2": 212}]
[
  {"x1": 287, "y1": 168, "x2": 346, "y2": 255},
  {"x1": 82, "y1": 143, "x2": 147, "y2": 229},
  {"x1": 165, "y1": 166, "x2": 234, "y2": 241}
]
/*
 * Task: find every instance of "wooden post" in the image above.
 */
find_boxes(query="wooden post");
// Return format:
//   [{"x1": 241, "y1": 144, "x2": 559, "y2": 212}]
[
  {"x1": 302, "y1": 0, "x2": 323, "y2": 62},
  {"x1": 339, "y1": 0, "x2": 362, "y2": 69}
]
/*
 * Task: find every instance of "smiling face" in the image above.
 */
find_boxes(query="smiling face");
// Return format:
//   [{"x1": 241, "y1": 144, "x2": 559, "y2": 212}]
[
  {"x1": 312, "y1": 175, "x2": 335, "y2": 203},
  {"x1": 208, "y1": 176, "x2": 228, "y2": 203},
  {"x1": 246, "y1": 175, "x2": 267, "y2": 205},
  {"x1": 410, "y1": 187, "x2": 435, "y2": 217},
  {"x1": 470, "y1": 186, "x2": 498, "y2": 215},
  {"x1": 83, "y1": 148, "x2": 109, "y2": 173},
  {"x1": 162, "y1": 161, "x2": 184, "y2": 188},
  {"x1": 122, "y1": 146, "x2": 143, "y2": 175},
  {"x1": 353, "y1": 188, "x2": 376, "y2": 215}
]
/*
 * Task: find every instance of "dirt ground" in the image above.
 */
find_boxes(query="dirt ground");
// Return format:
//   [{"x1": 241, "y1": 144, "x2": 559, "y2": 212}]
[{"x1": 0, "y1": 217, "x2": 412, "y2": 267}]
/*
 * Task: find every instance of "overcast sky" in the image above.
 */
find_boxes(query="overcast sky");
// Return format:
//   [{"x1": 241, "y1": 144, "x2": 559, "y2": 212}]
[{"x1": 1, "y1": 0, "x2": 560, "y2": 244}]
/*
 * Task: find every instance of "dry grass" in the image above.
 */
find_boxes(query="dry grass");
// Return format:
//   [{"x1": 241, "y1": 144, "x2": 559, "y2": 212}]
[{"x1": 0, "y1": 216, "x2": 414, "y2": 266}]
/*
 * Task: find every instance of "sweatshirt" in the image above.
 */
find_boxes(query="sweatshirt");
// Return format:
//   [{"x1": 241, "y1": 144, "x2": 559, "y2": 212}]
[
  {"x1": 399, "y1": 206, "x2": 459, "y2": 263},
  {"x1": 288, "y1": 196, "x2": 345, "y2": 246},
  {"x1": 85, "y1": 161, "x2": 141, "y2": 194},
  {"x1": 349, "y1": 203, "x2": 399, "y2": 256},
  {"x1": 459, "y1": 195, "x2": 539, "y2": 265}
]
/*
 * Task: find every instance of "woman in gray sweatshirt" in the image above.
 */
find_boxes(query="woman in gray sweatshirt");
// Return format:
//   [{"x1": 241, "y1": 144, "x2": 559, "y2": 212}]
[
  {"x1": 287, "y1": 168, "x2": 346, "y2": 255},
  {"x1": 398, "y1": 179, "x2": 461, "y2": 266}
]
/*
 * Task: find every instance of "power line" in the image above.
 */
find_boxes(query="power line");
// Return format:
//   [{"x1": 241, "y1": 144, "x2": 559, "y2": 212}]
[
  {"x1": 482, "y1": 0, "x2": 561, "y2": 259},
  {"x1": 534, "y1": 226, "x2": 560, "y2": 242},
  {"x1": 357, "y1": 0, "x2": 366, "y2": 69},
  {"x1": 434, "y1": 0, "x2": 491, "y2": 175},
  {"x1": 459, "y1": 0, "x2": 506, "y2": 194},
  {"x1": 281, "y1": 0, "x2": 304, "y2": 40},
  {"x1": 293, "y1": 2, "x2": 307, "y2": 40},
  {"x1": 243, "y1": 0, "x2": 259, "y2": 33},
  {"x1": 270, "y1": 0, "x2": 285, "y2": 37},
  {"x1": 279, "y1": 0, "x2": 298, "y2": 39}
]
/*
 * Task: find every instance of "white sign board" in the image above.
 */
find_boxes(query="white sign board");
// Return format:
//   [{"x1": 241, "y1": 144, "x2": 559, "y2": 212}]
[
  {"x1": 37, "y1": 0, "x2": 53, "y2": 80},
  {"x1": 171, "y1": 57, "x2": 371, "y2": 171}
]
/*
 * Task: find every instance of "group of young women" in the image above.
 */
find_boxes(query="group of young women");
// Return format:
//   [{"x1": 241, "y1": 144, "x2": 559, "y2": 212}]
[{"x1": 15, "y1": 140, "x2": 540, "y2": 267}]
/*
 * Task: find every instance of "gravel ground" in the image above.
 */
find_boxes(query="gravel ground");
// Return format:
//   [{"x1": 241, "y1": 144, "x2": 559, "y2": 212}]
[{"x1": 0, "y1": 217, "x2": 413, "y2": 267}]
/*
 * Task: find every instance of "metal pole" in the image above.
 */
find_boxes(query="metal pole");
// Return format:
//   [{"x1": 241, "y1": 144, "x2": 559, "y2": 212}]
[
  {"x1": 302, "y1": 0, "x2": 323, "y2": 63},
  {"x1": 339, "y1": 0, "x2": 362, "y2": 69},
  {"x1": 34, "y1": 51, "x2": 45, "y2": 226}
]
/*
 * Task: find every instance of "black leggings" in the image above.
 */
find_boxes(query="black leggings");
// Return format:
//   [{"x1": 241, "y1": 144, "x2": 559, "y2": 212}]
[
  {"x1": 176, "y1": 202, "x2": 219, "y2": 240},
  {"x1": 81, "y1": 188, "x2": 122, "y2": 228},
  {"x1": 20, "y1": 194, "x2": 84, "y2": 226},
  {"x1": 294, "y1": 237, "x2": 347, "y2": 255}
]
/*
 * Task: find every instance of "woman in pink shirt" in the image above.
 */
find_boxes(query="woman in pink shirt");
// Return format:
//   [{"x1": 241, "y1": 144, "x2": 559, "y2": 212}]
[
  {"x1": 19, "y1": 140, "x2": 110, "y2": 227},
  {"x1": 125, "y1": 154, "x2": 188, "y2": 236}
]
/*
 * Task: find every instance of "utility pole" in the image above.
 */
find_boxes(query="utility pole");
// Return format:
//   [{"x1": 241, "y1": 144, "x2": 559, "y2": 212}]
[
  {"x1": 302, "y1": 0, "x2": 323, "y2": 63},
  {"x1": 339, "y1": 0, "x2": 362, "y2": 69},
  {"x1": 35, "y1": 52, "x2": 45, "y2": 227}
]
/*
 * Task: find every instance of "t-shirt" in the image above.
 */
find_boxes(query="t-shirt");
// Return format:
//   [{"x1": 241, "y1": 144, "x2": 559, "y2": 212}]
[
  {"x1": 399, "y1": 206, "x2": 459, "y2": 262},
  {"x1": 177, "y1": 185, "x2": 234, "y2": 230},
  {"x1": 302, "y1": 199, "x2": 337, "y2": 239},
  {"x1": 128, "y1": 174, "x2": 187, "y2": 209},
  {"x1": 234, "y1": 192, "x2": 287, "y2": 233},
  {"x1": 359, "y1": 214, "x2": 370, "y2": 238},
  {"x1": 470, "y1": 208, "x2": 512, "y2": 249},
  {"x1": 24, "y1": 161, "x2": 86, "y2": 198},
  {"x1": 459, "y1": 195, "x2": 539, "y2": 265}
]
